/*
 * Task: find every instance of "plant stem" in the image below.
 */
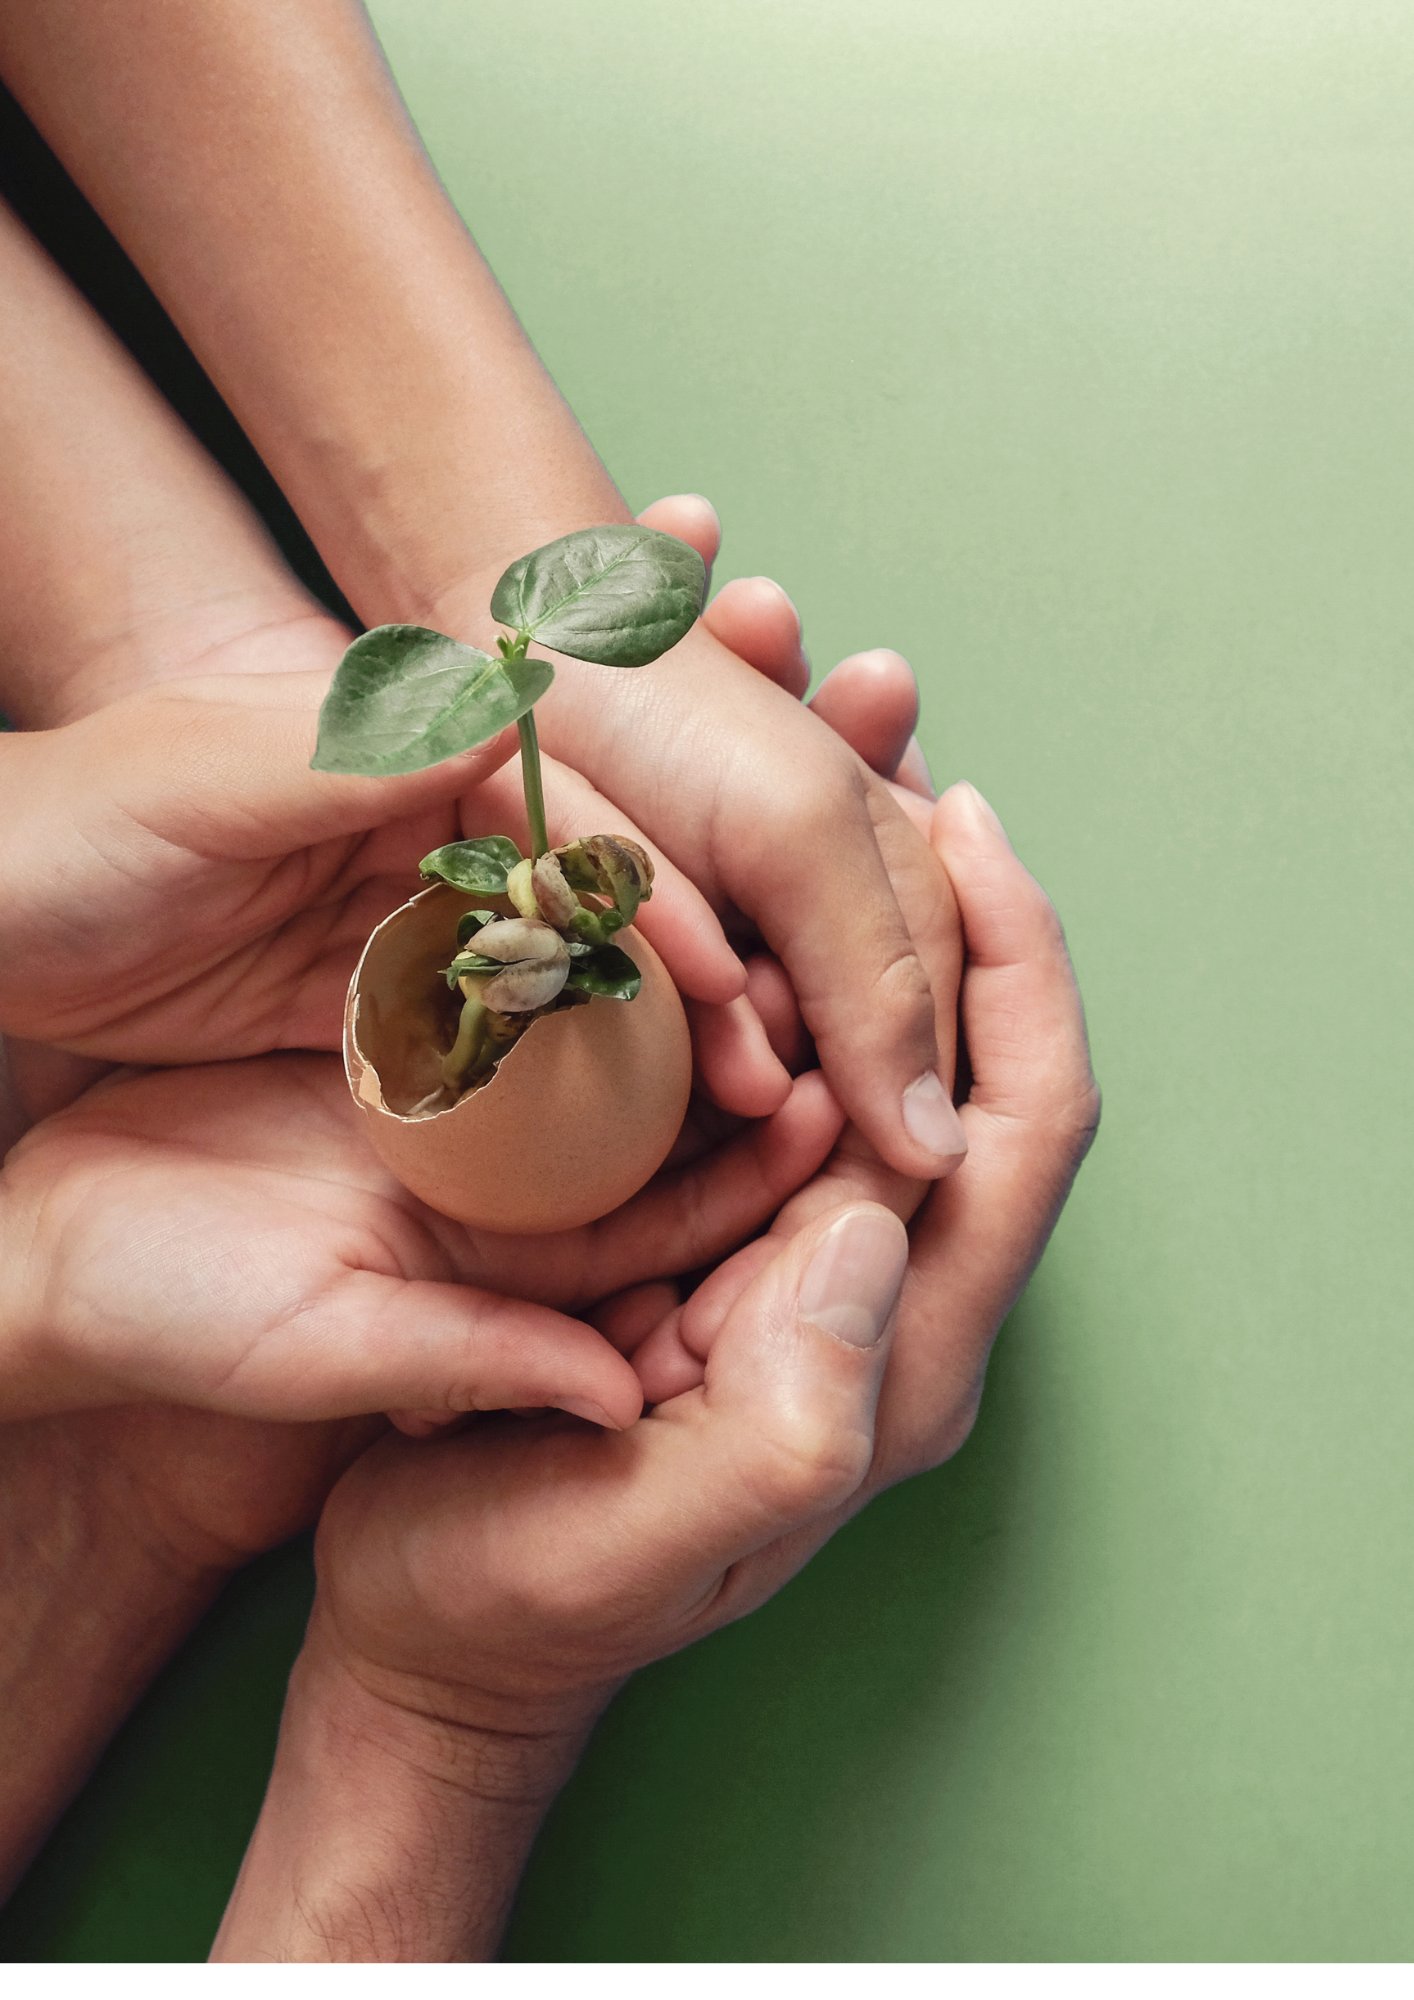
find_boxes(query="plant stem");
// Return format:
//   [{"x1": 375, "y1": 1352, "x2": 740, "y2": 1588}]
[{"x1": 518, "y1": 710, "x2": 549, "y2": 860}]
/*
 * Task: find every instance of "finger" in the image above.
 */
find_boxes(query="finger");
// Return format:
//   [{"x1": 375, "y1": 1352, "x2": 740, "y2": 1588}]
[
  {"x1": 630, "y1": 1305, "x2": 702, "y2": 1404},
  {"x1": 572, "y1": 1069, "x2": 846, "y2": 1303},
  {"x1": 883, "y1": 777, "x2": 935, "y2": 835},
  {"x1": 637, "y1": 1204, "x2": 909, "y2": 1595},
  {"x1": 796, "y1": 651, "x2": 961, "y2": 1110},
  {"x1": 934, "y1": 783, "x2": 1099, "y2": 1133},
  {"x1": 867, "y1": 783, "x2": 1100, "y2": 1483},
  {"x1": 808, "y1": 650, "x2": 919, "y2": 779},
  {"x1": 537, "y1": 627, "x2": 961, "y2": 1181},
  {"x1": 677, "y1": 1234, "x2": 781, "y2": 1364},
  {"x1": 718, "y1": 729, "x2": 965, "y2": 1180},
  {"x1": 743, "y1": 953, "x2": 813, "y2": 1074},
  {"x1": 635, "y1": 494, "x2": 722, "y2": 589},
  {"x1": 895, "y1": 736, "x2": 936, "y2": 799},
  {"x1": 770, "y1": 1121, "x2": 929, "y2": 1239},
  {"x1": 865, "y1": 776, "x2": 968, "y2": 1097},
  {"x1": 386, "y1": 1408, "x2": 466, "y2": 1438},
  {"x1": 685, "y1": 994, "x2": 792, "y2": 1117},
  {"x1": 39, "y1": 664, "x2": 523, "y2": 864},
  {"x1": 703, "y1": 576, "x2": 811, "y2": 697},
  {"x1": 796, "y1": 657, "x2": 958, "y2": 1122},
  {"x1": 590, "y1": 1280, "x2": 681, "y2": 1356},
  {"x1": 463, "y1": 750, "x2": 745, "y2": 1007}
]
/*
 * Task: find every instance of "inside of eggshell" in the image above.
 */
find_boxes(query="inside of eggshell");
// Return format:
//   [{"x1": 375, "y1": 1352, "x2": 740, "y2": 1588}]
[{"x1": 352, "y1": 889, "x2": 504, "y2": 1118}]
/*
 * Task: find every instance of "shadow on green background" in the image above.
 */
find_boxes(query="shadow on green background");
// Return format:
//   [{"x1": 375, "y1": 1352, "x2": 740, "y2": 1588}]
[{"x1": 5, "y1": 0, "x2": 1414, "y2": 1961}]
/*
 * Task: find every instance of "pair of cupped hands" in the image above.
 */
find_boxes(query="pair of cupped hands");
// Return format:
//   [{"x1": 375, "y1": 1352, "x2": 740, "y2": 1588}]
[{"x1": 0, "y1": 491, "x2": 1097, "y2": 1751}]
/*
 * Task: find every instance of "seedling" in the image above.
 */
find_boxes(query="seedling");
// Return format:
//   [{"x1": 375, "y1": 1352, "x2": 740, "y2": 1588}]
[{"x1": 312, "y1": 525, "x2": 705, "y2": 1105}]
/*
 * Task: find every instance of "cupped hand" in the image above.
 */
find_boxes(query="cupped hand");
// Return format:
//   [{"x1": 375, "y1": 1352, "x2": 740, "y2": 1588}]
[
  {"x1": 435, "y1": 499, "x2": 968, "y2": 1185},
  {"x1": 284, "y1": 775, "x2": 1098, "y2": 1737},
  {"x1": 0, "y1": 619, "x2": 743, "y2": 1072},
  {"x1": 0, "y1": 1041, "x2": 842, "y2": 1427}
]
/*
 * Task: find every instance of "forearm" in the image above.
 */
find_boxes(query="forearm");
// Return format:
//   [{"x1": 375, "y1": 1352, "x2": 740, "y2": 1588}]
[
  {"x1": 0, "y1": 192, "x2": 328, "y2": 730},
  {"x1": 212, "y1": 1617, "x2": 595, "y2": 1962},
  {"x1": 0, "y1": 1414, "x2": 225, "y2": 1901},
  {"x1": 0, "y1": 0, "x2": 626, "y2": 640},
  {"x1": 0, "y1": 2, "x2": 828, "y2": 854}
]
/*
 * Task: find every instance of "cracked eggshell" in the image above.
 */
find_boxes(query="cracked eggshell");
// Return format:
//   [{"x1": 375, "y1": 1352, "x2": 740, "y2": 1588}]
[{"x1": 343, "y1": 883, "x2": 692, "y2": 1234}]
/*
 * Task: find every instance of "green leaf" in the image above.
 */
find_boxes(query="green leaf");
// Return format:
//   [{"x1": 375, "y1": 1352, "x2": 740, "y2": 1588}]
[
  {"x1": 443, "y1": 951, "x2": 504, "y2": 986},
  {"x1": 491, "y1": 526, "x2": 706, "y2": 668},
  {"x1": 456, "y1": 909, "x2": 502, "y2": 946},
  {"x1": 566, "y1": 905, "x2": 624, "y2": 949},
  {"x1": 420, "y1": 837, "x2": 524, "y2": 896},
  {"x1": 564, "y1": 944, "x2": 642, "y2": 1002},
  {"x1": 311, "y1": 626, "x2": 554, "y2": 776}
]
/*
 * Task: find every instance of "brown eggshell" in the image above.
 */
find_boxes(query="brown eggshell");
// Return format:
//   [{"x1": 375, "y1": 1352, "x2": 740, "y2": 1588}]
[{"x1": 343, "y1": 883, "x2": 692, "y2": 1234}]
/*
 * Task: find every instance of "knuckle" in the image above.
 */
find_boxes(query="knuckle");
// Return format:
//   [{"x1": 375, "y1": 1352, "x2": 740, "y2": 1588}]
[
  {"x1": 746, "y1": 1413, "x2": 875, "y2": 1519},
  {"x1": 1039, "y1": 1074, "x2": 1103, "y2": 1164},
  {"x1": 868, "y1": 943, "x2": 935, "y2": 1025}
]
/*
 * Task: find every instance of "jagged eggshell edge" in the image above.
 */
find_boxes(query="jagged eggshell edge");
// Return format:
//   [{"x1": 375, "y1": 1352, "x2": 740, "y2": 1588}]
[{"x1": 343, "y1": 883, "x2": 692, "y2": 1234}]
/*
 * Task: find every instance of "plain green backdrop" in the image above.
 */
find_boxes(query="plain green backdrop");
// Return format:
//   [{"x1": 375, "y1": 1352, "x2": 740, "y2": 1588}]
[{"x1": 4, "y1": 0, "x2": 1413, "y2": 1962}]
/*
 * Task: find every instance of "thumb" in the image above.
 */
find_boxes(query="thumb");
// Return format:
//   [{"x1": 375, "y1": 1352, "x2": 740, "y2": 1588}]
[
  {"x1": 70, "y1": 667, "x2": 519, "y2": 861},
  {"x1": 646, "y1": 1203, "x2": 908, "y2": 1573}
]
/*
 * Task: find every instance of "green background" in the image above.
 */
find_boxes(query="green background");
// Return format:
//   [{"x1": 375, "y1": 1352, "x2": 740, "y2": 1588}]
[{"x1": 4, "y1": 0, "x2": 1413, "y2": 1961}]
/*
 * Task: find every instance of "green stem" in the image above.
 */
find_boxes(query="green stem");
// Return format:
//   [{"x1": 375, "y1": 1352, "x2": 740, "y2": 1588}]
[
  {"x1": 518, "y1": 709, "x2": 549, "y2": 861},
  {"x1": 442, "y1": 991, "x2": 487, "y2": 1091}
]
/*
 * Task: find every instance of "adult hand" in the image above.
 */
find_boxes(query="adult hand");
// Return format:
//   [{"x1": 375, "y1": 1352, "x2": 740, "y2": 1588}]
[
  {"x1": 0, "y1": 198, "x2": 745, "y2": 1088},
  {"x1": 0, "y1": 1045, "x2": 841, "y2": 1428},
  {"x1": 210, "y1": 775, "x2": 1096, "y2": 1961},
  {"x1": 0, "y1": 0, "x2": 966, "y2": 1184}
]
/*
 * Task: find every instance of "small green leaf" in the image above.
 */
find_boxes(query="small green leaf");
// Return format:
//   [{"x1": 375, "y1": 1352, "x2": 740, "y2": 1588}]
[
  {"x1": 420, "y1": 837, "x2": 524, "y2": 895},
  {"x1": 443, "y1": 951, "x2": 504, "y2": 986},
  {"x1": 566, "y1": 906, "x2": 625, "y2": 949},
  {"x1": 456, "y1": 909, "x2": 502, "y2": 946},
  {"x1": 491, "y1": 526, "x2": 706, "y2": 668},
  {"x1": 312, "y1": 626, "x2": 554, "y2": 776},
  {"x1": 564, "y1": 944, "x2": 642, "y2": 1001}
]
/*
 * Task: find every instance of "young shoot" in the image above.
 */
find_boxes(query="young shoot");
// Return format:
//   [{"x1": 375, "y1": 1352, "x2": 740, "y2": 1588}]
[{"x1": 312, "y1": 525, "x2": 706, "y2": 1100}]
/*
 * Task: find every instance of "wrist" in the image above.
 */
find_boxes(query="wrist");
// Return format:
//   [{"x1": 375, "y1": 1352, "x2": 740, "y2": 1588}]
[{"x1": 212, "y1": 1608, "x2": 605, "y2": 1962}]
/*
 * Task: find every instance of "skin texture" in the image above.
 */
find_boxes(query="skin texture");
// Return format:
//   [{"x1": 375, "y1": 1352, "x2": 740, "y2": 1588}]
[
  {"x1": 0, "y1": 1405, "x2": 378, "y2": 1904},
  {"x1": 0, "y1": 196, "x2": 753, "y2": 1094},
  {"x1": 0, "y1": 0, "x2": 966, "y2": 1182},
  {"x1": 0, "y1": 617, "x2": 963, "y2": 1921},
  {"x1": 211, "y1": 780, "x2": 1100, "y2": 1961},
  {"x1": 0, "y1": 1052, "x2": 844, "y2": 1426},
  {"x1": 0, "y1": 190, "x2": 957, "y2": 1436}
]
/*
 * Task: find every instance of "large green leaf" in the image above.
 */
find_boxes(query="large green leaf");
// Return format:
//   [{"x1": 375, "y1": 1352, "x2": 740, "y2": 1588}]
[
  {"x1": 311, "y1": 625, "x2": 553, "y2": 776},
  {"x1": 420, "y1": 838, "x2": 524, "y2": 896},
  {"x1": 490, "y1": 526, "x2": 706, "y2": 668}
]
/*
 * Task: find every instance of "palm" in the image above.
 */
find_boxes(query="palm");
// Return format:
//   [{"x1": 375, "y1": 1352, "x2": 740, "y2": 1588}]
[
  {"x1": 0, "y1": 654, "x2": 495, "y2": 1064},
  {"x1": 4, "y1": 1049, "x2": 839, "y2": 1420},
  {"x1": 314, "y1": 1404, "x2": 761, "y2": 1707}
]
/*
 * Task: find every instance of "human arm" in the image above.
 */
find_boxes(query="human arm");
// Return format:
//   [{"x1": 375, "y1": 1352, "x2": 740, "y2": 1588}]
[
  {"x1": 0, "y1": 0, "x2": 964, "y2": 1178},
  {"x1": 0, "y1": 1402, "x2": 384, "y2": 1903},
  {"x1": 212, "y1": 784, "x2": 1097, "y2": 1961}
]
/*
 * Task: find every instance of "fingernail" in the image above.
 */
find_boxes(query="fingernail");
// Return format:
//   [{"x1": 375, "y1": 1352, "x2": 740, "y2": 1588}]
[
  {"x1": 558, "y1": 1397, "x2": 620, "y2": 1430},
  {"x1": 798, "y1": 1208, "x2": 910, "y2": 1348},
  {"x1": 903, "y1": 1070, "x2": 968, "y2": 1164},
  {"x1": 957, "y1": 781, "x2": 1012, "y2": 849}
]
